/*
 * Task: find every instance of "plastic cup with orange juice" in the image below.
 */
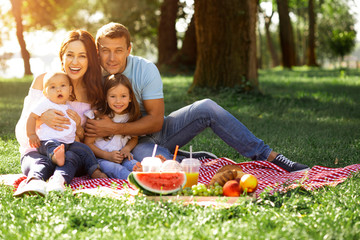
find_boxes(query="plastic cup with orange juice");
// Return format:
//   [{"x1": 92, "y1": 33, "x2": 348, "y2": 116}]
[{"x1": 181, "y1": 158, "x2": 201, "y2": 188}]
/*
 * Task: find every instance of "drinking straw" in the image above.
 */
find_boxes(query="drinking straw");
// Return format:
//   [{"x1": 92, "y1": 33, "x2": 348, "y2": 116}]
[
  {"x1": 152, "y1": 144, "x2": 158, "y2": 157},
  {"x1": 173, "y1": 145, "x2": 179, "y2": 160},
  {"x1": 190, "y1": 145, "x2": 192, "y2": 159}
]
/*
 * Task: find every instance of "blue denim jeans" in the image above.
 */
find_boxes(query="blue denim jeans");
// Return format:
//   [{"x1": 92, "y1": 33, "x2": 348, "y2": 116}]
[
  {"x1": 98, "y1": 158, "x2": 138, "y2": 179},
  {"x1": 132, "y1": 99, "x2": 272, "y2": 162},
  {"x1": 21, "y1": 141, "x2": 99, "y2": 184}
]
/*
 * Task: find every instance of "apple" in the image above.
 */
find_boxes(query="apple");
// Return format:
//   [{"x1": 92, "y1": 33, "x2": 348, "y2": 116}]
[{"x1": 222, "y1": 180, "x2": 241, "y2": 197}]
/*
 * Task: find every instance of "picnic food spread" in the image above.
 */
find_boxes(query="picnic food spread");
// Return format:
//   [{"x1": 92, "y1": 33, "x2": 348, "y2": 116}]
[{"x1": 128, "y1": 159, "x2": 258, "y2": 197}]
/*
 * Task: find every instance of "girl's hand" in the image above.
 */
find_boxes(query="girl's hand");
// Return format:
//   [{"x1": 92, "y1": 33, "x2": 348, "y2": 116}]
[
  {"x1": 119, "y1": 148, "x2": 133, "y2": 160},
  {"x1": 41, "y1": 109, "x2": 70, "y2": 131},
  {"x1": 29, "y1": 134, "x2": 41, "y2": 148},
  {"x1": 108, "y1": 151, "x2": 124, "y2": 164}
]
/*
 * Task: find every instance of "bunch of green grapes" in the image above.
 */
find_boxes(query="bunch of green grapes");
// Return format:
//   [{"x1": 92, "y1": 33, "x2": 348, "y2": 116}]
[{"x1": 174, "y1": 182, "x2": 223, "y2": 196}]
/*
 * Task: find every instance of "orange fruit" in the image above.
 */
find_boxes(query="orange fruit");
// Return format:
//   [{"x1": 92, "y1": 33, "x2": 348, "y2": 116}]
[{"x1": 239, "y1": 174, "x2": 258, "y2": 193}]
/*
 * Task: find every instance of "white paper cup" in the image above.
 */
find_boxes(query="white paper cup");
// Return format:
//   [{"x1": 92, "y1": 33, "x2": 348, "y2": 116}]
[{"x1": 141, "y1": 157, "x2": 162, "y2": 172}]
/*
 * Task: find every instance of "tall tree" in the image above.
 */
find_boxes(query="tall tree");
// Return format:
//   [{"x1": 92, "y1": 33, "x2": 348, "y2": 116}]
[
  {"x1": 263, "y1": 10, "x2": 280, "y2": 67},
  {"x1": 192, "y1": 0, "x2": 258, "y2": 91},
  {"x1": 158, "y1": 0, "x2": 178, "y2": 66},
  {"x1": 8, "y1": 0, "x2": 72, "y2": 76},
  {"x1": 169, "y1": 15, "x2": 197, "y2": 70},
  {"x1": 307, "y1": 0, "x2": 317, "y2": 66},
  {"x1": 10, "y1": 0, "x2": 32, "y2": 76},
  {"x1": 276, "y1": 0, "x2": 296, "y2": 68}
]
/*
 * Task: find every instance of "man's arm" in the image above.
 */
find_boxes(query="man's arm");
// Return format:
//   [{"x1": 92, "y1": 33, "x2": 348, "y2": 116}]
[{"x1": 85, "y1": 98, "x2": 164, "y2": 138}]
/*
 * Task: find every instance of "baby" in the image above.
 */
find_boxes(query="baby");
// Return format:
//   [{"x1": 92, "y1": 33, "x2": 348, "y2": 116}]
[{"x1": 26, "y1": 71, "x2": 78, "y2": 166}]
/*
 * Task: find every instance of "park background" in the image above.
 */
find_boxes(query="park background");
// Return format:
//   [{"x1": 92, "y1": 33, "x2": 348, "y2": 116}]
[
  {"x1": 0, "y1": 0, "x2": 359, "y2": 81},
  {"x1": 0, "y1": 1, "x2": 359, "y2": 239}
]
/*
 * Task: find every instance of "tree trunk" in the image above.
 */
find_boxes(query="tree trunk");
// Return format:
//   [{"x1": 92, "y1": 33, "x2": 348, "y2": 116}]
[
  {"x1": 169, "y1": 16, "x2": 197, "y2": 69},
  {"x1": 307, "y1": 0, "x2": 318, "y2": 66},
  {"x1": 264, "y1": 12, "x2": 280, "y2": 67},
  {"x1": 276, "y1": 0, "x2": 296, "y2": 68},
  {"x1": 192, "y1": 0, "x2": 258, "y2": 91},
  {"x1": 257, "y1": 16, "x2": 262, "y2": 70},
  {"x1": 247, "y1": 0, "x2": 258, "y2": 83},
  {"x1": 157, "y1": 0, "x2": 178, "y2": 66},
  {"x1": 10, "y1": 0, "x2": 32, "y2": 76}
]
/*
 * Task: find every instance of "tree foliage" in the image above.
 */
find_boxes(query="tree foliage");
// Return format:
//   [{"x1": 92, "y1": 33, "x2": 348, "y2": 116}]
[
  {"x1": 21, "y1": 0, "x2": 72, "y2": 30},
  {"x1": 98, "y1": 0, "x2": 161, "y2": 56},
  {"x1": 317, "y1": 0, "x2": 357, "y2": 61},
  {"x1": 329, "y1": 30, "x2": 356, "y2": 60}
]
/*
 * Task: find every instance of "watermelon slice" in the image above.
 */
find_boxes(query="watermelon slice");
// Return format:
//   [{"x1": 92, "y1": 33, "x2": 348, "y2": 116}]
[{"x1": 128, "y1": 172, "x2": 186, "y2": 196}]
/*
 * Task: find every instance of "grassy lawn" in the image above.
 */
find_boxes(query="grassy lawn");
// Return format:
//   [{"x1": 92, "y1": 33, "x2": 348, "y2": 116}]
[{"x1": 0, "y1": 69, "x2": 359, "y2": 239}]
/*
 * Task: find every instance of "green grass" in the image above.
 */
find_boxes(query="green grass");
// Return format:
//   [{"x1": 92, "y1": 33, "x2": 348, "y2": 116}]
[{"x1": 1, "y1": 69, "x2": 359, "y2": 239}]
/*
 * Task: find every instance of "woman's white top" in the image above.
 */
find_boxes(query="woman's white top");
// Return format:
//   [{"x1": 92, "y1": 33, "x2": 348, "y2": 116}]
[
  {"x1": 85, "y1": 110, "x2": 131, "y2": 153},
  {"x1": 16, "y1": 88, "x2": 91, "y2": 156},
  {"x1": 31, "y1": 97, "x2": 76, "y2": 144}
]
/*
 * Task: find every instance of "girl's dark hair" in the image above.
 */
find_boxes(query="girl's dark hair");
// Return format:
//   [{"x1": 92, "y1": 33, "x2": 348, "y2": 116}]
[
  {"x1": 59, "y1": 29, "x2": 104, "y2": 109},
  {"x1": 101, "y1": 74, "x2": 141, "y2": 122}
]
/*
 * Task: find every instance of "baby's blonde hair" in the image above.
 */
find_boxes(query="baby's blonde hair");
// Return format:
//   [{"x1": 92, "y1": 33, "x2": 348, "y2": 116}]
[{"x1": 43, "y1": 72, "x2": 76, "y2": 101}]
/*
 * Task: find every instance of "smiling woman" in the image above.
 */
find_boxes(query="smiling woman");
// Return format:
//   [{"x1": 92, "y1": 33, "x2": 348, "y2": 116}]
[{"x1": 13, "y1": 29, "x2": 107, "y2": 197}]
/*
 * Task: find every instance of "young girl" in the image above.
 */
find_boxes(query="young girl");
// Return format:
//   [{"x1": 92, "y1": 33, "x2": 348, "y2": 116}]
[{"x1": 85, "y1": 74, "x2": 142, "y2": 179}]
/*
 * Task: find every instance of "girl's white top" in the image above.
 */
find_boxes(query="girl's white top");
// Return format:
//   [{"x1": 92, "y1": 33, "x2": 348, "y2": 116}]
[
  {"x1": 31, "y1": 97, "x2": 76, "y2": 144},
  {"x1": 85, "y1": 110, "x2": 131, "y2": 153},
  {"x1": 16, "y1": 88, "x2": 91, "y2": 156}
]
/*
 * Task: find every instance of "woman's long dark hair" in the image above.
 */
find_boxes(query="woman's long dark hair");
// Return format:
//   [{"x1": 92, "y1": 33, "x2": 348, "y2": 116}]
[
  {"x1": 59, "y1": 30, "x2": 104, "y2": 109},
  {"x1": 101, "y1": 74, "x2": 141, "y2": 122}
]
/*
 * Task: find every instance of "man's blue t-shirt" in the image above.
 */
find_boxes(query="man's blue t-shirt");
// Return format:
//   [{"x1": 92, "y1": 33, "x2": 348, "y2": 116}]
[{"x1": 122, "y1": 55, "x2": 163, "y2": 116}]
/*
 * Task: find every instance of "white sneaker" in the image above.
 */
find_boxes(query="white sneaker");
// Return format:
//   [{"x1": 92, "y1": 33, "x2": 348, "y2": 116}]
[
  {"x1": 46, "y1": 173, "x2": 66, "y2": 194},
  {"x1": 13, "y1": 179, "x2": 47, "y2": 197}
]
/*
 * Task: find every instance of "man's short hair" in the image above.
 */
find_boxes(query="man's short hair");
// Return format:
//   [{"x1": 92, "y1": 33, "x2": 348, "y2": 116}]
[{"x1": 96, "y1": 22, "x2": 131, "y2": 48}]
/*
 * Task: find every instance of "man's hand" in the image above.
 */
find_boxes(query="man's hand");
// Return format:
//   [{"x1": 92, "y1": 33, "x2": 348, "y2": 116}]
[
  {"x1": 85, "y1": 115, "x2": 115, "y2": 138},
  {"x1": 41, "y1": 109, "x2": 70, "y2": 131}
]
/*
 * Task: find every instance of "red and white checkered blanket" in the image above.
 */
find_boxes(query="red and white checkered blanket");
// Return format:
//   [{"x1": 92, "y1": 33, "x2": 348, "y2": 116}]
[{"x1": 67, "y1": 158, "x2": 360, "y2": 197}]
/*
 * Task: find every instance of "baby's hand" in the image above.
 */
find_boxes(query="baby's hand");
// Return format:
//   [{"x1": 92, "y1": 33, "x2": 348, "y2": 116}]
[
  {"x1": 29, "y1": 134, "x2": 40, "y2": 148},
  {"x1": 108, "y1": 151, "x2": 124, "y2": 164}
]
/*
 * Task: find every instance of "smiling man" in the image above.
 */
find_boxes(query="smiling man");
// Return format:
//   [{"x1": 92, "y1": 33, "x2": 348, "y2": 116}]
[{"x1": 85, "y1": 22, "x2": 309, "y2": 172}]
